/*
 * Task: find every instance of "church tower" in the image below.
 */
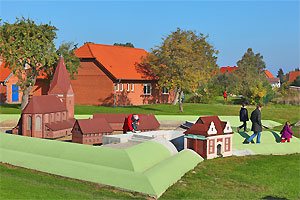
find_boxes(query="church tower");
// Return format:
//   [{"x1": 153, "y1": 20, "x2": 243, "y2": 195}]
[{"x1": 48, "y1": 57, "x2": 74, "y2": 119}]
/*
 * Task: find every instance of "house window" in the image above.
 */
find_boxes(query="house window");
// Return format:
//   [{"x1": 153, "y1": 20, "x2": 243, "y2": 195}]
[
  {"x1": 127, "y1": 84, "x2": 130, "y2": 92},
  {"x1": 119, "y1": 84, "x2": 123, "y2": 91},
  {"x1": 143, "y1": 83, "x2": 151, "y2": 95},
  {"x1": 27, "y1": 116, "x2": 32, "y2": 131},
  {"x1": 225, "y1": 138, "x2": 230, "y2": 152},
  {"x1": 162, "y1": 87, "x2": 169, "y2": 94},
  {"x1": 209, "y1": 139, "x2": 214, "y2": 154},
  {"x1": 35, "y1": 116, "x2": 41, "y2": 131},
  {"x1": 131, "y1": 84, "x2": 134, "y2": 92},
  {"x1": 114, "y1": 83, "x2": 119, "y2": 91}
]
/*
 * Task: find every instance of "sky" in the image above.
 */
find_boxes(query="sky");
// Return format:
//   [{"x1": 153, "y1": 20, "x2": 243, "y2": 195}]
[{"x1": 0, "y1": 0, "x2": 299, "y2": 75}]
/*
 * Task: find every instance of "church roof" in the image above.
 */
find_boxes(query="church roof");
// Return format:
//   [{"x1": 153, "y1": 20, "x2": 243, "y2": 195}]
[
  {"x1": 22, "y1": 95, "x2": 67, "y2": 114},
  {"x1": 48, "y1": 57, "x2": 73, "y2": 95}
]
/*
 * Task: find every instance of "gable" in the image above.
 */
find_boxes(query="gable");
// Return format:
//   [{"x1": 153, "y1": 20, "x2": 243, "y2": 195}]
[{"x1": 75, "y1": 43, "x2": 154, "y2": 81}]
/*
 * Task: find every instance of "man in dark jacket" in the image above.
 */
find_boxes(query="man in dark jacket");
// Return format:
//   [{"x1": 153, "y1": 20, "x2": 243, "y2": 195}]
[
  {"x1": 247, "y1": 103, "x2": 263, "y2": 144},
  {"x1": 237, "y1": 103, "x2": 249, "y2": 132}
]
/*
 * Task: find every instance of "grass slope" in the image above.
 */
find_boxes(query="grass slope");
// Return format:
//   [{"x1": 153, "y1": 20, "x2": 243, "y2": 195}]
[
  {"x1": 1, "y1": 103, "x2": 299, "y2": 125},
  {"x1": 1, "y1": 154, "x2": 299, "y2": 199},
  {"x1": 161, "y1": 154, "x2": 300, "y2": 199}
]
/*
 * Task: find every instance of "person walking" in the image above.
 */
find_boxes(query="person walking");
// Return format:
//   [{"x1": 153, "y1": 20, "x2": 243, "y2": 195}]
[
  {"x1": 237, "y1": 103, "x2": 249, "y2": 132},
  {"x1": 223, "y1": 90, "x2": 227, "y2": 101},
  {"x1": 247, "y1": 103, "x2": 263, "y2": 144},
  {"x1": 280, "y1": 121, "x2": 294, "y2": 143}
]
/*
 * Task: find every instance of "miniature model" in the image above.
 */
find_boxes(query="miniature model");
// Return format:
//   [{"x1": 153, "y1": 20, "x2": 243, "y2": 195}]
[
  {"x1": 72, "y1": 118, "x2": 113, "y2": 145},
  {"x1": 280, "y1": 121, "x2": 294, "y2": 143},
  {"x1": 93, "y1": 113, "x2": 160, "y2": 132},
  {"x1": 237, "y1": 103, "x2": 249, "y2": 132},
  {"x1": 247, "y1": 103, "x2": 263, "y2": 144},
  {"x1": 13, "y1": 57, "x2": 75, "y2": 139},
  {"x1": 184, "y1": 116, "x2": 234, "y2": 159},
  {"x1": 123, "y1": 114, "x2": 140, "y2": 133}
]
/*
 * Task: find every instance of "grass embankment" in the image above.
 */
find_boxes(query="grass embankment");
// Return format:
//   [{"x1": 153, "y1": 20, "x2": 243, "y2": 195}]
[
  {"x1": 0, "y1": 103, "x2": 299, "y2": 125},
  {"x1": 1, "y1": 154, "x2": 299, "y2": 199}
]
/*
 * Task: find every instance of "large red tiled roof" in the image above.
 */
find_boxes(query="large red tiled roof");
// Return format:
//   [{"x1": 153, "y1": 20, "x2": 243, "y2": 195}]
[
  {"x1": 22, "y1": 95, "x2": 67, "y2": 114},
  {"x1": 76, "y1": 118, "x2": 113, "y2": 134},
  {"x1": 184, "y1": 116, "x2": 229, "y2": 136},
  {"x1": 288, "y1": 71, "x2": 300, "y2": 82},
  {"x1": 264, "y1": 70, "x2": 274, "y2": 78},
  {"x1": 48, "y1": 57, "x2": 73, "y2": 94},
  {"x1": 0, "y1": 62, "x2": 12, "y2": 82},
  {"x1": 220, "y1": 66, "x2": 238, "y2": 74},
  {"x1": 75, "y1": 43, "x2": 152, "y2": 80}
]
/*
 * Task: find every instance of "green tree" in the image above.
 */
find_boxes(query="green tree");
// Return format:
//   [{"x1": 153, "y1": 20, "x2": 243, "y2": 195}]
[
  {"x1": 290, "y1": 76, "x2": 300, "y2": 87},
  {"x1": 277, "y1": 68, "x2": 285, "y2": 84},
  {"x1": 235, "y1": 48, "x2": 267, "y2": 103},
  {"x1": 0, "y1": 18, "x2": 79, "y2": 109},
  {"x1": 113, "y1": 42, "x2": 134, "y2": 48},
  {"x1": 143, "y1": 28, "x2": 218, "y2": 112}
]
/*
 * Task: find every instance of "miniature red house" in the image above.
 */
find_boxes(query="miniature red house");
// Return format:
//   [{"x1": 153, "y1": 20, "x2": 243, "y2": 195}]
[
  {"x1": 72, "y1": 118, "x2": 113, "y2": 145},
  {"x1": 15, "y1": 57, "x2": 75, "y2": 139},
  {"x1": 184, "y1": 116, "x2": 233, "y2": 159},
  {"x1": 93, "y1": 113, "x2": 160, "y2": 132}
]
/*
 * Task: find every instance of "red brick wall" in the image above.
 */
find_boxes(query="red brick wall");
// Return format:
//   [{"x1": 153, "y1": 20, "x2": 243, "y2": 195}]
[
  {"x1": 1, "y1": 75, "x2": 49, "y2": 104},
  {"x1": 71, "y1": 60, "x2": 175, "y2": 106},
  {"x1": 71, "y1": 61, "x2": 114, "y2": 105}
]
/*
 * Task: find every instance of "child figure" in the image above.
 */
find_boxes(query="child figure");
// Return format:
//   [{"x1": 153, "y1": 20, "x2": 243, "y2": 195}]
[{"x1": 280, "y1": 121, "x2": 293, "y2": 143}]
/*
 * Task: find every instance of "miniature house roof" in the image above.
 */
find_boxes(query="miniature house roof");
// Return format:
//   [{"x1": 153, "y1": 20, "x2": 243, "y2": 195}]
[
  {"x1": 75, "y1": 43, "x2": 153, "y2": 80},
  {"x1": 48, "y1": 57, "x2": 73, "y2": 95},
  {"x1": 75, "y1": 118, "x2": 113, "y2": 134},
  {"x1": 22, "y1": 95, "x2": 67, "y2": 114},
  {"x1": 184, "y1": 116, "x2": 232, "y2": 136},
  {"x1": 45, "y1": 119, "x2": 75, "y2": 131},
  {"x1": 93, "y1": 113, "x2": 160, "y2": 131}
]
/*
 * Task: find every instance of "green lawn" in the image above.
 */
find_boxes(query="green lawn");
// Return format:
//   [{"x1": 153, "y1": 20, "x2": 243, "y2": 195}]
[
  {"x1": 1, "y1": 154, "x2": 299, "y2": 199},
  {"x1": 0, "y1": 103, "x2": 299, "y2": 125}
]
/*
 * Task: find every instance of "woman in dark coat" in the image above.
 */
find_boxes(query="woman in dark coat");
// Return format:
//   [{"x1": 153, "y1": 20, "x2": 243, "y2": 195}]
[
  {"x1": 280, "y1": 121, "x2": 293, "y2": 143},
  {"x1": 247, "y1": 104, "x2": 263, "y2": 144},
  {"x1": 238, "y1": 103, "x2": 249, "y2": 132}
]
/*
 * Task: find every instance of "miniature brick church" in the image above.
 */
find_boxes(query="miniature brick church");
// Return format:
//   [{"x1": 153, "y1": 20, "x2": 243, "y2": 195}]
[
  {"x1": 184, "y1": 116, "x2": 233, "y2": 159},
  {"x1": 14, "y1": 57, "x2": 75, "y2": 139}
]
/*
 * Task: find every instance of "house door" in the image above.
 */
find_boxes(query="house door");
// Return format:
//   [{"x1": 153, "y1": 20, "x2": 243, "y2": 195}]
[
  {"x1": 217, "y1": 144, "x2": 222, "y2": 156},
  {"x1": 12, "y1": 84, "x2": 19, "y2": 102}
]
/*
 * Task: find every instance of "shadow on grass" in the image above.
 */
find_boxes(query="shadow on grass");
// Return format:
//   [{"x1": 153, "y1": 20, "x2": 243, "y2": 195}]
[
  {"x1": 271, "y1": 131, "x2": 282, "y2": 143},
  {"x1": 262, "y1": 195, "x2": 288, "y2": 200},
  {"x1": 238, "y1": 131, "x2": 255, "y2": 144}
]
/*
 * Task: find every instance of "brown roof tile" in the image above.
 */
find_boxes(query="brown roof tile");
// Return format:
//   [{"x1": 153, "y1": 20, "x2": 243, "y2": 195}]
[
  {"x1": 48, "y1": 57, "x2": 73, "y2": 95},
  {"x1": 76, "y1": 118, "x2": 113, "y2": 134},
  {"x1": 185, "y1": 116, "x2": 231, "y2": 136},
  {"x1": 45, "y1": 119, "x2": 75, "y2": 131},
  {"x1": 93, "y1": 113, "x2": 160, "y2": 131},
  {"x1": 22, "y1": 95, "x2": 67, "y2": 114}
]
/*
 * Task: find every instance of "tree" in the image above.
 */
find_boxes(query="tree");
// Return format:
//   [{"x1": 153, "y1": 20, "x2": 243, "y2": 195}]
[
  {"x1": 290, "y1": 76, "x2": 300, "y2": 87},
  {"x1": 277, "y1": 68, "x2": 285, "y2": 84},
  {"x1": 234, "y1": 48, "x2": 267, "y2": 103},
  {"x1": 143, "y1": 28, "x2": 218, "y2": 112},
  {"x1": 0, "y1": 18, "x2": 80, "y2": 109},
  {"x1": 113, "y1": 42, "x2": 134, "y2": 48}
]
